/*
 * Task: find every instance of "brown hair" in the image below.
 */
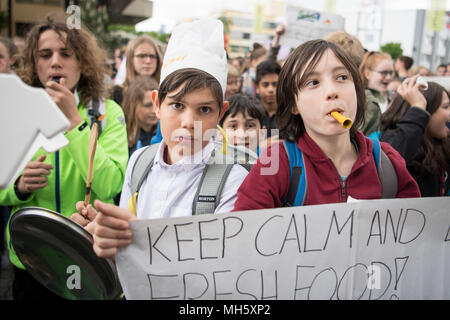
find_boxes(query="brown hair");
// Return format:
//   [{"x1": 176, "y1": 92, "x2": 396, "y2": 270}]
[
  {"x1": 324, "y1": 31, "x2": 365, "y2": 68},
  {"x1": 122, "y1": 76, "x2": 159, "y2": 147},
  {"x1": 276, "y1": 39, "x2": 366, "y2": 140},
  {"x1": 380, "y1": 82, "x2": 450, "y2": 174},
  {"x1": 359, "y1": 51, "x2": 392, "y2": 87},
  {"x1": 16, "y1": 14, "x2": 107, "y2": 103},
  {"x1": 124, "y1": 35, "x2": 162, "y2": 88},
  {"x1": 158, "y1": 68, "x2": 224, "y2": 112}
]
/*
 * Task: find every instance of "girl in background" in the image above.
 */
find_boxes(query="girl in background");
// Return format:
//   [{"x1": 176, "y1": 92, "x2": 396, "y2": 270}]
[
  {"x1": 0, "y1": 36, "x2": 18, "y2": 74},
  {"x1": 359, "y1": 51, "x2": 394, "y2": 136},
  {"x1": 112, "y1": 35, "x2": 162, "y2": 106},
  {"x1": 380, "y1": 75, "x2": 450, "y2": 197},
  {"x1": 122, "y1": 76, "x2": 160, "y2": 156}
]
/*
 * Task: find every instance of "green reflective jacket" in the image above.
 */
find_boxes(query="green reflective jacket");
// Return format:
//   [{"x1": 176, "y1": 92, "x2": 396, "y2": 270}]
[
  {"x1": 359, "y1": 88, "x2": 386, "y2": 136},
  {"x1": 0, "y1": 98, "x2": 128, "y2": 269}
]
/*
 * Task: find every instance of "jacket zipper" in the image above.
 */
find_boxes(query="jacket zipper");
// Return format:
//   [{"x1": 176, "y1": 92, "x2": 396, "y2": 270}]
[
  {"x1": 341, "y1": 179, "x2": 347, "y2": 201},
  {"x1": 55, "y1": 151, "x2": 61, "y2": 213}
]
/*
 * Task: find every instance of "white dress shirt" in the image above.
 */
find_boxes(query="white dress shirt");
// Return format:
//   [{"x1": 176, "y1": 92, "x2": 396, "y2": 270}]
[{"x1": 119, "y1": 140, "x2": 249, "y2": 219}]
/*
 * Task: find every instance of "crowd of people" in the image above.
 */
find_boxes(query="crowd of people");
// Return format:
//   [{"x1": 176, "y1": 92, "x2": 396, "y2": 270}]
[{"x1": 0, "y1": 13, "x2": 449, "y2": 300}]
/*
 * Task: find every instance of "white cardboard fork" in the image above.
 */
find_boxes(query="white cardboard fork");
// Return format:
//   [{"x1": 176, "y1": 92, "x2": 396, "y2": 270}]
[{"x1": 0, "y1": 74, "x2": 70, "y2": 188}]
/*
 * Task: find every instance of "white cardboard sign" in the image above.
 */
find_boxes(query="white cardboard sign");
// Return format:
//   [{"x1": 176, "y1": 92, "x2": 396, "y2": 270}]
[
  {"x1": 280, "y1": 5, "x2": 345, "y2": 49},
  {"x1": 116, "y1": 197, "x2": 450, "y2": 300},
  {"x1": 0, "y1": 74, "x2": 70, "y2": 188}
]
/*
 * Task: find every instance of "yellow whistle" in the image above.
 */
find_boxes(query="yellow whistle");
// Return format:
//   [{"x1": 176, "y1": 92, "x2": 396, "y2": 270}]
[{"x1": 330, "y1": 111, "x2": 352, "y2": 129}]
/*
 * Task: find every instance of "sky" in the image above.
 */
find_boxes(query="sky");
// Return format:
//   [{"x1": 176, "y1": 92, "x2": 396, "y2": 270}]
[
  {"x1": 136, "y1": 0, "x2": 450, "y2": 33},
  {"x1": 135, "y1": 0, "x2": 450, "y2": 58}
]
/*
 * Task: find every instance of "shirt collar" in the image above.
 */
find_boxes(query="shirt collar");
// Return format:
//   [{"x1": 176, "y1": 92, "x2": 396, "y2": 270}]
[{"x1": 153, "y1": 139, "x2": 215, "y2": 168}]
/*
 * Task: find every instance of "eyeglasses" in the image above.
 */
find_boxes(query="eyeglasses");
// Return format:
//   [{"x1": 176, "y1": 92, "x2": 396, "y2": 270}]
[
  {"x1": 134, "y1": 53, "x2": 157, "y2": 61},
  {"x1": 373, "y1": 70, "x2": 394, "y2": 77},
  {"x1": 227, "y1": 78, "x2": 242, "y2": 86}
]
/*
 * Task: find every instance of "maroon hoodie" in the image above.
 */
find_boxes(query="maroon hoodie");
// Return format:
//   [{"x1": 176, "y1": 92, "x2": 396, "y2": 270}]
[{"x1": 233, "y1": 131, "x2": 420, "y2": 211}]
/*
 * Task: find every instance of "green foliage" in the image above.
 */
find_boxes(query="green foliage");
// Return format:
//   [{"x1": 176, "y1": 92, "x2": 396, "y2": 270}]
[{"x1": 380, "y1": 42, "x2": 403, "y2": 60}]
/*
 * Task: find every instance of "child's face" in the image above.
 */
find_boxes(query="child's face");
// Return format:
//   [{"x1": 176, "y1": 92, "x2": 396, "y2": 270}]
[
  {"x1": 222, "y1": 111, "x2": 261, "y2": 151},
  {"x1": 365, "y1": 59, "x2": 394, "y2": 94},
  {"x1": 152, "y1": 85, "x2": 228, "y2": 164},
  {"x1": 293, "y1": 49, "x2": 357, "y2": 139},
  {"x1": 137, "y1": 90, "x2": 158, "y2": 130},
  {"x1": 0, "y1": 42, "x2": 11, "y2": 74},
  {"x1": 36, "y1": 30, "x2": 81, "y2": 91},
  {"x1": 225, "y1": 76, "x2": 241, "y2": 98},
  {"x1": 133, "y1": 42, "x2": 158, "y2": 77},
  {"x1": 256, "y1": 73, "x2": 278, "y2": 106},
  {"x1": 427, "y1": 92, "x2": 450, "y2": 140}
]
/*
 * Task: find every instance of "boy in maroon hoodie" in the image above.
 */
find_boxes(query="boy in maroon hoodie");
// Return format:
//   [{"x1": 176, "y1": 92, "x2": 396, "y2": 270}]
[{"x1": 233, "y1": 40, "x2": 420, "y2": 210}]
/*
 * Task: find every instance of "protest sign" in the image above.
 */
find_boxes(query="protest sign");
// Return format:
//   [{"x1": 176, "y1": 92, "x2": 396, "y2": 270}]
[
  {"x1": 279, "y1": 5, "x2": 345, "y2": 49},
  {"x1": 116, "y1": 197, "x2": 450, "y2": 300}
]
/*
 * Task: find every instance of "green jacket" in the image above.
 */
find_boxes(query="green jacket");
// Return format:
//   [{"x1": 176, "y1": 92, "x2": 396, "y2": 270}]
[
  {"x1": 0, "y1": 98, "x2": 129, "y2": 269},
  {"x1": 359, "y1": 88, "x2": 386, "y2": 136}
]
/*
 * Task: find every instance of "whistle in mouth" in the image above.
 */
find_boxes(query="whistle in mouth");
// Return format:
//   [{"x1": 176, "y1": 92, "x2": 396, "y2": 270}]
[
  {"x1": 330, "y1": 111, "x2": 352, "y2": 129},
  {"x1": 52, "y1": 76, "x2": 61, "y2": 84}
]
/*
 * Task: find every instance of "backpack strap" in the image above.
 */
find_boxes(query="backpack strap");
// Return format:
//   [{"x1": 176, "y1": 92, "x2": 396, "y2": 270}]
[
  {"x1": 192, "y1": 141, "x2": 254, "y2": 215},
  {"x1": 283, "y1": 141, "x2": 307, "y2": 207},
  {"x1": 369, "y1": 137, "x2": 398, "y2": 198},
  {"x1": 192, "y1": 163, "x2": 234, "y2": 215},
  {"x1": 130, "y1": 143, "x2": 160, "y2": 196},
  {"x1": 87, "y1": 99, "x2": 106, "y2": 137},
  {"x1": 129, "y1": 141, "x2": 254, "y2": 215}
]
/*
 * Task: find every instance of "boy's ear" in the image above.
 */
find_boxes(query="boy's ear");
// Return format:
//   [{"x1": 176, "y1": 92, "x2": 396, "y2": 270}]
[
  {"x1": 219, "y1": 101, "x2": 229, "y2": 121},
  {"x1": 151, "y1": 90, "x2": 161, "y2": 119}
]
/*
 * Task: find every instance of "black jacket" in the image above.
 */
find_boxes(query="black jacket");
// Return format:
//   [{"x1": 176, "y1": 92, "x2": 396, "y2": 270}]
[{"x1": 380, "y1": 107, "x2": 450, "y2": 197}]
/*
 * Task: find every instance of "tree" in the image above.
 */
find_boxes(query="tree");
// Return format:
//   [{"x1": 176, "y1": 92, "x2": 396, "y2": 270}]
[{"x1": 380, "y1": 42, "x2": 403, "y2": 60}]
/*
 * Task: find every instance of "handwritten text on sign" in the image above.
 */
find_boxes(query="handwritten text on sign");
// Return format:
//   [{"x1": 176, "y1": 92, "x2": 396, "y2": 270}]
[{"x1": 116, "y1": 197, "x2": 450, "y2": 300}]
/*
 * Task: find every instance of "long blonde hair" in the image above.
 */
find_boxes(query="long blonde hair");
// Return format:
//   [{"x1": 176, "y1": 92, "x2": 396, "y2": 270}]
[
  {"x1": 122, "y1": 76, "x2": 159, "y2": 147},
  {"x1": 123, "y1": 35, "x2": 162, "y2": 88}
]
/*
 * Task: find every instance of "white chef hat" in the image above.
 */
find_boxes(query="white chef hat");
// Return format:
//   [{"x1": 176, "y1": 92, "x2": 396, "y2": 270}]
[{"x1": 160, "y1": 19, "x2": 228, "y2": 97}]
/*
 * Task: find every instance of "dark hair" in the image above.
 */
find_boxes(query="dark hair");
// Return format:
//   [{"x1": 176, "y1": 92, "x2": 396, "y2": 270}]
[
  {"x1": 256, "y1": 60, "x2": 281, "y2": 84},
  {"x1": 276, "y1": 39, "x2": 366, "y2": 140},
  {"x1": 380, "y1": 82, "x2": 450, "y2": 174},
  {"x1": 219, "y1": 94, "x2": 265, "y2": 127},
  {"x1": 158, "y1": 68, "x2": 223, "y2": 111},
  {"x1": 250, "y1": 45, "x2": 267, "y2": 62},
  {"x1": 398, "y1": 56, "x2": 414, "y2": 70}
]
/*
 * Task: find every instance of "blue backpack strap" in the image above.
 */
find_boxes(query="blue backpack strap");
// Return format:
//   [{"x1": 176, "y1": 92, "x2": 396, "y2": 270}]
[
  {"x1": 368, "y1": 137, "x2": 398, "y2": 198},
  {"x1": 369, "y1": 137, "x2": 381, "y2": 170},
  {"x1": 283, "y1": 141, "x2": 307, "y2": 207}
]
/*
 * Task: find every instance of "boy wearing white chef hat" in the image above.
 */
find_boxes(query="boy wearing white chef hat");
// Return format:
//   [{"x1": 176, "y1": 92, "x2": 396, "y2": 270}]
[{"x1": 72, "y1": 19, "x2": 250, "y2": 261}]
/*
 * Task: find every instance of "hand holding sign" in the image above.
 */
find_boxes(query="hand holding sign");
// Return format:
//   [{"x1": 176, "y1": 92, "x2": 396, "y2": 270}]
[{"x1": 92, "y1": 200, "x2": 136, "y2": 260}]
